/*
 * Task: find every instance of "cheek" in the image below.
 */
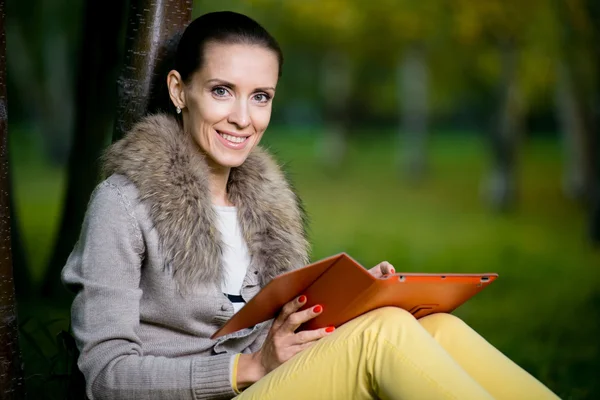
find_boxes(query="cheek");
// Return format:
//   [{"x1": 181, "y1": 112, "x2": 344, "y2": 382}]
[
  {"x1": 195, "y1": 98, "x2": 231, "y2": 126},
  {"x1": 252, "y1": 106, "x2": 272, "y2": 133}
]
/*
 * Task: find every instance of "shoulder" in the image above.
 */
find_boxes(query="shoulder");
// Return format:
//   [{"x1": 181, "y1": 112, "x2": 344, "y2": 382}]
[
  {"x1": 87, "y1": 174, "x2": 142, "y2": 229},
  {"x1": 97, "y1": 174, "x2": 142, "y2": 206},
  {"x1": 84, "y1": 174, "x2": 145, "y2": 252},
  {"x1": 88, "y1": 174, "x2": 139, "y2": 210}
]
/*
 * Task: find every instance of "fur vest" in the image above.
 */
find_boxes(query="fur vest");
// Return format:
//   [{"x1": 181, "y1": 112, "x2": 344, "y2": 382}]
[{"x1": 101, "y1": 114, "x2": 310, "y2": 293}]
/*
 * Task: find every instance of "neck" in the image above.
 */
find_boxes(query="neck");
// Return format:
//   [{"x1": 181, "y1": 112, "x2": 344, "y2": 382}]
[{"x1": 206, "y1": 157, "x2": 232, "y2": 206}]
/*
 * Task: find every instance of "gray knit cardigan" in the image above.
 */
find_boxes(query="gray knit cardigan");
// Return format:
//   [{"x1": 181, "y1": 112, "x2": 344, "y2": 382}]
[{"x1": 61, "y1": 114, "x2": 309, "y2": 400}]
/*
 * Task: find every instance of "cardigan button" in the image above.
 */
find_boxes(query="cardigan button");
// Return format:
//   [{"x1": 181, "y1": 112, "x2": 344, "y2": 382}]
[{"x1": 221, "y1": 304, "x2": 229, "y2": 311}]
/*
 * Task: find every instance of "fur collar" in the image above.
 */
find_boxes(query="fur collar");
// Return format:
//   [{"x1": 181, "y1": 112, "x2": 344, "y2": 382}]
[{"x1": 102, "y1": 114, "x2": 309, "y2": 293}]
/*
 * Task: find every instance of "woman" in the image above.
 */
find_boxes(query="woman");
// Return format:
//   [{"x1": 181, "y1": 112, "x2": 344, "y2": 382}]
[{"x1": 62, "y1": 11, "x2": 559, "y2": 400}]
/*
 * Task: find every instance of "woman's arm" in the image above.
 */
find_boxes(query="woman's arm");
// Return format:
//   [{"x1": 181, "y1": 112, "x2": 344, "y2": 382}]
[{"x1": 62, "y1": 180, "x2": 236, "y2": 400}]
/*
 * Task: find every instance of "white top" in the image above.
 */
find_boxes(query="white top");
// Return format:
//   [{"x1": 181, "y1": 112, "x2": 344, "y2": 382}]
[{"x1": 213, "y1": 205, "x2": 250, "y2": 313}]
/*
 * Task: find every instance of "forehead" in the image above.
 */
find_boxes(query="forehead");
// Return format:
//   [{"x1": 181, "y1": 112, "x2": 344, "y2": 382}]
[{"x1": 198, "y1": 42, "x2": 279, "y2": 87}]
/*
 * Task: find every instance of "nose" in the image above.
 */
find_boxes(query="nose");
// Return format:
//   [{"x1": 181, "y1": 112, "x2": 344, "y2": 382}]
[{"x1": 228, "y1": 98, "x2": 251, "y2": 129}]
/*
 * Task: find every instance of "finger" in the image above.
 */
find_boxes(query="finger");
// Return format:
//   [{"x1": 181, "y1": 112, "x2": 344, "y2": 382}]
[
  {"x1": 378, "y1": 261, "x2": 395, "y2": 275},
  {"x1": 368, "y1": 265, "x2": 384, "y2": 278},
  {"x1": 369, "y1": 261, "x2": 394, "y2": 278},
  {"x1": 273, "y1": 295, "x2": 307, "y2": 330},
  {"x1": 293, "y1": 326, "x2": 336, "y2": 345},
  {"x1": 294, "y1": 326, "x2": 336, "y2": 353},
  {"x1": 280, "y1": 304, "x2": 324, "y2": 333}
]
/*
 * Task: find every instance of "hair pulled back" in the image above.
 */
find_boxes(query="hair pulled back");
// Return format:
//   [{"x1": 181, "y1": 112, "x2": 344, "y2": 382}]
[{"x1": 147, "y1": 11, "x2": 283, "y2": 116}]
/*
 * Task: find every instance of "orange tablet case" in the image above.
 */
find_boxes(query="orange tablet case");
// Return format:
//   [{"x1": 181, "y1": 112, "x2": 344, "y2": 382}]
[{"x1": 211, "y1": 253, "x2": 498, "y2": 339}]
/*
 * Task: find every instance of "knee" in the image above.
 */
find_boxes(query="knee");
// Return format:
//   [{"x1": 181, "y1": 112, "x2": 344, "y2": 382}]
[
  {"x1": 365, "y1": 306, "x2": 417, "y2": 324},
  {"x1": 357, "y1": 306, "x2": 421, "y2": 335},
  {"x1": 418, "y1": 312, "x2": 467, "y2": 337}
]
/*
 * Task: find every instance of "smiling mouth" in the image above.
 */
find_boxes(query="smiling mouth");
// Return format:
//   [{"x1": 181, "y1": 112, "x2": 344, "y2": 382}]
[{"x1": 217, "y1": 131, "x2": 249, "y2": 144}]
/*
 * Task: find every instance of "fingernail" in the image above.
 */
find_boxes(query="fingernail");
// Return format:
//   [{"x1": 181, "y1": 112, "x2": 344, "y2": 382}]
[
  {"x1": 298, "y1": 295, "x2": 307, "y2": 303},
  {"x1": 313, "y1": 305, "x2": 322, "y2": 313},
  {"x1": 325, "y1": 326, "x2": 335, "y2": 333}
]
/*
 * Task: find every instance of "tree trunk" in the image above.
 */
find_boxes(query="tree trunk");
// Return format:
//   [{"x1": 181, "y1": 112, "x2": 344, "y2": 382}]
[
  {"x1": 590, "y1": 111, "x2": 600, "y2": 245},
  {"x1": 9, "y1": 187, "x2": 30, "y2": 299},
  {"x1": 113, "y1": 0, "x2": 193, "y2": 142},
  {"x1": 397, "y1": 45, "x2": 429, "y2": 182},
  {"x1": 483, "y1": 42, "x2": 523, "y2": 211},
  {"x1": 0, "y1": 1, "x2": 26, "y2": 397},
  {"x1": 587, "y1": 0, "x2": 600, "y2": 245},
  {"x1": 589, "y1": 106, "x2": 600, "y2": 245},
  {"x1": 5, "y1": 0, "x2": 78, "y2": 165},
  {"x1": 41, "y1": 0, "x2": 129, "y2": 299},
  {"x1": 317, "y1": 51, "x2": 352, "y2": 168},
  {"x1": 555, "y1": 60, "x2": 594, "y2": 202},
  {"x1": 43, "y1": 0, "x2": 194, "y2": 298},
  {"x1": 555, "y1": 0, "x2": 600, "y2": 243}
]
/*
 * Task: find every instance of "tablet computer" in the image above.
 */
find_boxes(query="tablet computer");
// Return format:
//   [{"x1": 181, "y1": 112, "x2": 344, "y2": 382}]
[{"x1": 211, "y1": 253, "x2": 497, "y2": 339}]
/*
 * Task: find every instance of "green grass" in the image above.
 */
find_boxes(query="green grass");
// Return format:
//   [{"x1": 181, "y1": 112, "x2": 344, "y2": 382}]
[
  {"x1": 262, "y1": 128, "x2": 600, "y2": 399},
  {"x1": 11, "y1": 127, "x2": 600, "y2": 399}
]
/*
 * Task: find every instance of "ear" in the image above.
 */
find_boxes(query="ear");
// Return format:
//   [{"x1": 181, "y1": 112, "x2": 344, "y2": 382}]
[{"x1": 167, "y1": 70, "x2": 186, "y2": 110}]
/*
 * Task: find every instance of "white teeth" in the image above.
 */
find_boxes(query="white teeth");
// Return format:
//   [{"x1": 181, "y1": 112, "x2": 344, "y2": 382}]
[{"x1": 219, "y1": 132, "x2": 247, "y2": 144}]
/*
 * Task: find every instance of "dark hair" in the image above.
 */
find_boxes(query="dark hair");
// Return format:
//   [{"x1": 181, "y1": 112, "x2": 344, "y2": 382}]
[
  {"x1": 147, "y1": 11, "x2": 283, "y2": 115},
  {"x1": 176, "y1": 11, "x2": 283, "y2": 83}
]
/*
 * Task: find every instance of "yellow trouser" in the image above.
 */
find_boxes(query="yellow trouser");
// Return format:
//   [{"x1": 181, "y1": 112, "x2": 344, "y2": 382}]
[{"x1": 236, "y1": 307, "x2": 559, "y2": 400}]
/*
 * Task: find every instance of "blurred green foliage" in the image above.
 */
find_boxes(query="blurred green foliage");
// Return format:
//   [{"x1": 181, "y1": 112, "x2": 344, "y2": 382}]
[
  {"x1": 193, "y1": 0, "x2": 596, "y2": 120},
  {"x1": 6, "y1": 0, "x2": 600, "y2": 398},
  {"x1": 11, "y1": 127, "x2": 600, "y2": 399}
]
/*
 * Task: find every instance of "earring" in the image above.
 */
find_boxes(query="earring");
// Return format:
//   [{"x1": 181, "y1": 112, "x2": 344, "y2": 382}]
[{"x1": 176, "y1": 106, "x2": 181, "y2": 114}]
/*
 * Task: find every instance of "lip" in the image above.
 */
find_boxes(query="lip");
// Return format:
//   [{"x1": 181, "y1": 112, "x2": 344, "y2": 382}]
[{"x1": 215, "y1": 129, "x2": 251, "y2": 150}]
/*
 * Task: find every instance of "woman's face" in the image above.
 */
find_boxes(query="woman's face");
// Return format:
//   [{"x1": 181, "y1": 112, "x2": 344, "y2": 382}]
[{"x1": 179, "y1": 42, "x2": 279, "y2": 168}]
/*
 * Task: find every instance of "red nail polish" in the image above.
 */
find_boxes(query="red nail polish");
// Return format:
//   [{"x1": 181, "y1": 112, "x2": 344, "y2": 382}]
[
  {"x1": 313, "y1": 305, "x2": 322, "y2": 313},
  {"x1": 325, "y1": 326, "x2": 335, "y2": 333},
  {"x1": 298, "y1": 295, "x2": 307, "y2": 303}
]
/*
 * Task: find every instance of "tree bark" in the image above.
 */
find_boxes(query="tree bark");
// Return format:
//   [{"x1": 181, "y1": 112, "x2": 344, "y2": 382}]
[
  {"x1": 42, "y1": 0, "x2": 129, "y2": 299},
  {"x1": 483, "y1": 42, "x2": 523, "y2": 211},
  {"x1": 43, "y1": 0, "x2": 194, "y2": 298},
  {"x1": 112, "y1": 0, "x2": 193, "y2": 142},
  {"x1": 0, "y1": 0, "x2": 26, "y2": 397},
  {"x1": 397, "y1": 45, "x2": 429, "y2": 182},
  {"x1": 9, "y1": 188, "x2": 29, "y2": 299}
]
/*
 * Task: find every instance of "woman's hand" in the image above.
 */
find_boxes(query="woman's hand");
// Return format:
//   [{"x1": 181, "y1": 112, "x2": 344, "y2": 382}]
[
  {"x1": 368, "y1": 261, "x2": 395, "y2": 278},
  {"x1": 237, "y1": 295, "x2": 334, "y2": 389}
]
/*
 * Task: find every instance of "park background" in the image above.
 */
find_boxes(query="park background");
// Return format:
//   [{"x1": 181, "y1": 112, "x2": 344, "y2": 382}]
[{"x1": 3, "y1": 0, "x2": 600, "y2": 398}]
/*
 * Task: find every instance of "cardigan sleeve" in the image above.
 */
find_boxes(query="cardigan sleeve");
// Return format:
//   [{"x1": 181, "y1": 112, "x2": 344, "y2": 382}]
[
  {"x1": 61, "y1": 180, "x2": 237, "y2": 400},
  {"x1": 247, "y1": 321, "x2": 272, "y2": 354}
]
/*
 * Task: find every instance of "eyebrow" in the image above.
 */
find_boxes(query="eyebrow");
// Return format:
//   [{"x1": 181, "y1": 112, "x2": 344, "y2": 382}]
[{"x1": 206, "y1": 78, "x2": 276, "y2": 92}]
